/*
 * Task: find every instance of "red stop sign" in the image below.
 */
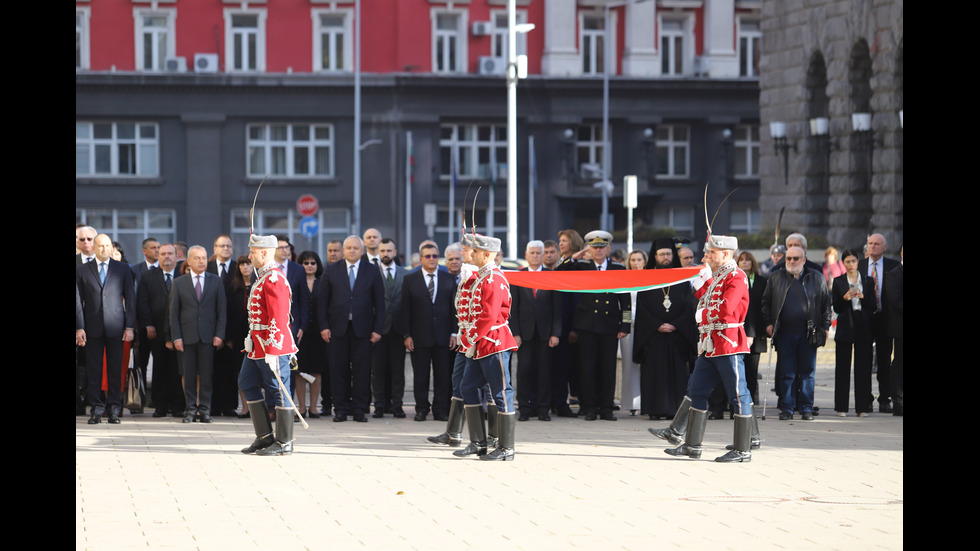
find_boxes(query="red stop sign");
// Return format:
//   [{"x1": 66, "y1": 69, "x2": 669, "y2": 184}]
[{"x1": 297, "y1": 194, "x2": 319, "y2": 216}]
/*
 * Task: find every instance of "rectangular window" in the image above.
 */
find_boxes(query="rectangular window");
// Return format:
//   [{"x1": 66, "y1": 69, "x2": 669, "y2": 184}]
[
  {"x1": 134, "y1": 10, "x2": 175, "y2": 72},
  {"x1": 491, "y1": 10, "x2": 528, "y2": 60},
  {"x1": 76, "y1": 208, "x2": 176, "y2": 263},
  {"x1": 314, "y1": 10, "x2": 351, "y2": 72},
  {"x1": 730, "y1": 203, "x2": 761, "y2": 234},
  {"x1": 655, "y1": 125, "x2": 689, "y2": 178},
  {"x1": 76, "y1": 8, "x2": 90, "y2": 70},
  {"x1": 225, "y1": 9, "x2": 266, "y2": 72},
  {"x1": 247, "y1": 123, "x2": 335, "y2": 178},
  {"x1": 439, "y1": 124, "x2": 507, "y2": 182},
  {"x1": 738, "y1": 19, "x2": 761, "y2": 78},
  {"x1": 433, "y1": 11, "x2": 466, "y2": 74},
  {"x1": 76, "y1": 122, "x2": 160, "y2": 177},
  {"x1": 581, "y1": 14, "x2": 605, "y2": 75},
  {"x1": 572, "y1": 124, "x2": 607, "y2": 179},
  {"x1": 652, "y1": 206, "x2": 694, "y2": 235},
  {"x1": 733, "y1": 125, "x2": 760, "y2": 178},
  {"x1": 660, "y1": 16, "x2": 689, "y2": 76}
]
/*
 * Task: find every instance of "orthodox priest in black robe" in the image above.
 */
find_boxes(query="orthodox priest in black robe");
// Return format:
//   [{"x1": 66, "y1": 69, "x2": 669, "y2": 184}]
[{"x1": 633, "y1": 239, "x2": 697, "y2": 420}]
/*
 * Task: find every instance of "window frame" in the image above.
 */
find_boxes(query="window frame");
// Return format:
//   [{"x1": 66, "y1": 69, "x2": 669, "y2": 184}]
[
  {"x1": 729, "y1": 202, "x2": 761, "y2": 234},
  {"x1": 658, "y1": 13, "x2": 694, "y2": 77},
  {"x1": 246, "y1": 123, "x2": 337, "y2": 179},
  {"x1": 579, "y1": 11, "x2": 616, "y2": 76},
  {"x1": 231, "y1": 207, "x2": 350, "y2": 260},
  {"x1": 224, "y1": 8, "x2": 267, "y2": 73},
  {"x1": 76, "y1": 208, "x2": 177, "y2": 263},
  {"x1": 439, "y1": 123, "x2": 508, "y2": 182},
  {"x1": 737, "y1": 16, "x2": 761, "y2": 78},
  {"x1": 76, "y1": 121, "x2": 161, "y2": 178},
  {"x1": 490, "y1": 9, "x2": 528, "y2": 60},
  {"x1": 431, "y1": 9, "x2": 468, "y2": 74},
  {"x1": 733, "y1": 124, "x2": 760, "y2": 179},
  {"x1": 652, "y1": 206, "x2": 695, "y2": 235},
  {"x1": 572, "y1": 124, "x2": 608, "y2": 180},
  {"x1": 133, "y1": 7, "x2": 177, "y2": 72},
  {"x1": 654, "y1": 124, "x2": 690, "y2": 179},
  {"x1": 77, "y1": 7, "x2": 91, "y2": 70},
  {"x1": 312, "y1": 8, "x2": 353, "y2": 72}
]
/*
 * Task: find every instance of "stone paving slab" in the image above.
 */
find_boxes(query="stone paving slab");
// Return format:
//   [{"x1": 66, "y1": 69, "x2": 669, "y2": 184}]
[{"x1": 77, "y1": 361, "x2": 902, "y2": 550}]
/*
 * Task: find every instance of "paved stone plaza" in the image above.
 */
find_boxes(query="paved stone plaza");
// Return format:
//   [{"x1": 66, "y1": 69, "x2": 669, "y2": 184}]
[{"x1": 76, "y1": 353, "x2": 902, "y2": 550}]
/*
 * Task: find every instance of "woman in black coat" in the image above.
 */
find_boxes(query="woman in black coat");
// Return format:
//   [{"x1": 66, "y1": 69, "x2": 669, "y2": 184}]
[
  {"x1": 832, "y1": 248, "x2": 877, "y2": 416},
  {"x1": 737, "y1": 251, "x2": 767, "y2": 405}
]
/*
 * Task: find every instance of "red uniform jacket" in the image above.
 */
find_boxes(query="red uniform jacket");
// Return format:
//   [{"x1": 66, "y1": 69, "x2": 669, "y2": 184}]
[
  {"x1": 459, "y1": 264, "x2": 518, "y2": 360},
  {"x1": 693, "y1": 261, "x2": 750, "y2": 357},
  {"x1": 247, "y1": 265, "x2": 298, "y2": 359}
]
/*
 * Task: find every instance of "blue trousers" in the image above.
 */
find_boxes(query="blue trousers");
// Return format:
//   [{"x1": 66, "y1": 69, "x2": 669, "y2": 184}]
[
  {"x1": 687, "y1": 353, "x2": 752, "y2": 415},
  {"x1": 461, "y1": 351, "x2": 514, "y2": 413},
  {"x1": 775, "y1": 332, "x2": 816, "y2": 414},
  {"x1": 239, "y1": 355, "x2": 291, "y2": 406}
]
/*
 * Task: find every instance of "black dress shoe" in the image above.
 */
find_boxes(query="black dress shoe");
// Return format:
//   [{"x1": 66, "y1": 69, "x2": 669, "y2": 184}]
[
  {"x1": 373, "y1": 409, "x2": 384, "y2": 418},
  {"x1": 333, "y1": 414, "x2": 347, "y2": 422},
  {"x1": 237, "y1": 411, "x2": 250, "y2": 419},
  {"x1": 393, "y1": 409, "x2": 406, "y2": 418},
  {"x1": 879, "y1": 403, "x2": 893, "y2": 413},
  {"x1": 183, "y1": 413, "x2": 196, "y2": 423},
  {"x1": 584, "y1": 413, "x2": 597, "y2": 421},
  {"x1": 200, "y1": 414, "x2": 214, "y2": 423},
  {"x1": 801, "y1": 412, "x2": 813, "y2": 420},
  {"x1": 599, "y1": 413, "x2": 617, "y2": 421},
  {"x1": 152, "y1": 409, "x2": 168, "y2": 418},
  {"x1": 778, "y1": 411, "x2": 793, "y2": 420},
  {"x1": 107, "y1": 412, "x2": 121, "y2": 424},
  {"x1": 307, "y1": 410, "x2": 320, "y2": 419},
  {"x1": 433, "y1": 413, "x2": 449, "y2": 422},
  {"x1": 414, "y1": 412, "x2": 427, "y2": 422},
  {"x1": 353, "y1": 414, "x2": 368, "y2": 422},
  {"x1": 555, "y1": 408, "x2": 577, "y2": 418},
  {"x1": 518, "y1": 411, "x2": 530, "y2": 421},
  {"x1": 88, "y1": 413, "x2": 101, "y2": 424}
]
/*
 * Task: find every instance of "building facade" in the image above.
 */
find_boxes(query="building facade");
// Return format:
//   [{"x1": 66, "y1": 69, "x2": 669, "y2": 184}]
[
  {"x1": 77, "y1": 0, "x2": 762, "y2": 262},
  {"x1": 758, "y1": 0, "x2": 903, "y2": 250}
]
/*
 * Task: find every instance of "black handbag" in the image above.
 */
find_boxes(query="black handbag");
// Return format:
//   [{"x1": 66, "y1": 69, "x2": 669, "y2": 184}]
[{"x1": 806, "y1": 320, "x2": 827, "y2": 348}]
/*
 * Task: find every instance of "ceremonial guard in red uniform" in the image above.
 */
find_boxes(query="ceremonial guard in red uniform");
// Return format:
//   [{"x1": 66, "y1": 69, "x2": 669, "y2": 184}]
[
  {"x1": 453, "y1": 234, "x2": 519, "y2": 461},
  {"x1": 427, "y1": 234, "x2": 485, "y2": 447},
  {"x1": 239, "y1": 232, "x2": 299, "y2": 456},
  {"x1": 649, "y1": 233, "x2": 759, "y2": 463}
]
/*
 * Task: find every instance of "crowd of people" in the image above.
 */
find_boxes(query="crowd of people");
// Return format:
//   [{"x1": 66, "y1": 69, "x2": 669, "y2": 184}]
[{"x1": 76, "y1": 222, "x2": 903, "y2": 454}]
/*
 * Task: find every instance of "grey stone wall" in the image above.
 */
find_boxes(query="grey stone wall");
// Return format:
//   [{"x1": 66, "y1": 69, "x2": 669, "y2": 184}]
[{"x1": 760, "y1": 0, "x2": 903, "y2": 251}]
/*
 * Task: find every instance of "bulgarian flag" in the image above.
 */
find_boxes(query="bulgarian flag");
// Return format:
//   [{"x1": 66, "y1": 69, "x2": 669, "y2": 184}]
[{"x1": 502, "y1": 267, "x2": 703, "y2": 294}]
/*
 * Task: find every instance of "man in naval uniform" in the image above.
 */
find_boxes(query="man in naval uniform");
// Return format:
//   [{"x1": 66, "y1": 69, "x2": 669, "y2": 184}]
[
  {"x1": 555, "y1": 230, "x2": 631, "y2": 421},
  {"x1": 239, "y1": 233, "x2": 299, "y2": 456},
  {"x1": 649, "y1": 233, "x2": 758, "y2": 463}
]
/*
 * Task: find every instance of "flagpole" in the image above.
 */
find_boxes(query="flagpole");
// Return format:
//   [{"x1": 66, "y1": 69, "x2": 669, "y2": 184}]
[
  {"x1": 405, "y1": 131, "x2": 412, "y2": 257},
  {"x1": 449, "y1": 144, "x2": 457, "y2": 246},
  {"x1": 489, "y1": 144, "x2": 496, "y2": 240},
  {"x1": 528, "y1": 134, "x2": 535, "y2": 242}
]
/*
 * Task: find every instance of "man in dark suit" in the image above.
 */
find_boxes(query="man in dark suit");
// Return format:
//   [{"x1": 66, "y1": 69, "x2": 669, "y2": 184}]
[
  {"x1": 883, "y1": 243, "x2": 903, "y2": 416},
  {"x1": 137, "y1": 243, "x2": 184, "y2": 418},
  {"x1": 130, "y1": 238, "x2": 160, "y2": 282},
  {"x1": 130, "y1": 237, "x2": 159, "y2": 406},
  {"x1": 169, "y1": 245, "x2": 227, "y2": 423},
  {"x1": 555, "y1": 230, "x2": 631, "y2": 421},
  {"x1": 76, "y1": 233, "x2": 136, "y2": 424},
  {"x1": 858, "y1": 233, "x2": 900, "y2": 413},
  {"x1": 401, "y1": 242, "x2": 457, "y2": 422},
  {"x1": 510, "y1": 240, "x2": 561, "y2": 421},
  {"x1": 207, "y1": 234, "x2": 237, "y2": 287},
  {"x1": 371, "y1": 238, "x2": 409, "y2": 418},
  {"x1": 207, "y1": 234, "x2": 239, "y2": 416},
  {"x1": 318, "y1": 235, "x2": 385, "y2": 422},
  {"x1": 275, "y1": 235, "x2": 306, "y2": 342},
  {"x1": 75, "y1": 225, "x2": 99, "y2": 414}
]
